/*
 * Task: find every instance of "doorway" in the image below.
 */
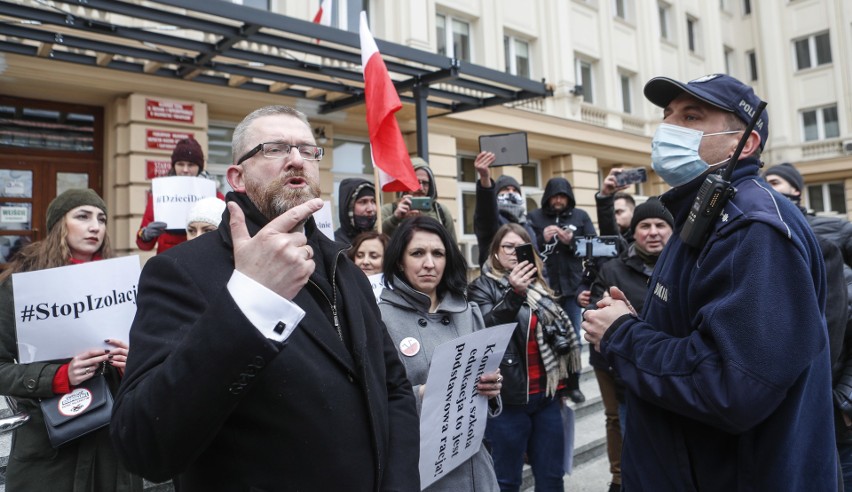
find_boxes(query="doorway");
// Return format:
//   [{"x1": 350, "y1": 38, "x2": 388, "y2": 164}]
[{"x1": 0, "y1": 97, "x2": 103, "y2": 266}]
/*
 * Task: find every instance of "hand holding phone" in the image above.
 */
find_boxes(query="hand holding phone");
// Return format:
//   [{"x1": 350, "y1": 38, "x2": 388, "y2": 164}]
[
  {"x1": 615, "y1": 168, "x2": 647, "y2": 187},
  {"x1": 409, "y1": 197, "x2": 432, "y2": 211},
  {"x1": 514, "y1": 243, "x2": 536, "y2": 265}
]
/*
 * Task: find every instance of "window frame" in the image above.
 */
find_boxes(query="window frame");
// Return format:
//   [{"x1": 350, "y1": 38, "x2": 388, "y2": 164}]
[
  {"x1": 658, "y1": 2, "x2": 673, "y2": 41},
  {"x1": 436, "y1": 13, "x2": 472, "y2": 62},
  {"x1": 793, "y1": 31, "x2": 832, "y2": 71},
  {"x1": 800, "y1": 105, "x2": 840, "y2": 142},
  {"x1": 686, "y1": 15, "x2": 700, "y2": 54},
  {"x1": 618, "y1": 70, "x2": 634, "y2": 114},
  {"x1": 806, "y1": 182, "x2": 847, "y2": 215},
  {"x1": 503, "y1": 34, "x2": 531, "y2": 78},
  {"x1": 746, "y1": 50, "x2": 758, "y2": 81},
  {"x1": 575, "y1": 57, "x2": 596, "y2": 104}
]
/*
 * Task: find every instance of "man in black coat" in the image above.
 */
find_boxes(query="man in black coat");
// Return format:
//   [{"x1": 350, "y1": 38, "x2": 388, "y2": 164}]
[{"x1": 111, "y1": 105, "x2": 419, "y2": 492}]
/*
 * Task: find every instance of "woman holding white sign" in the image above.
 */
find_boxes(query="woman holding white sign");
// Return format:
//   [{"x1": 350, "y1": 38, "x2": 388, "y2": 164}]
[
  {"x1": 0, "y1": 189, "x2": 141, "y2": 491},
  {"x1": 378, "y1": 216, "x2": 501, "y2": 491},
  {"x1": 468, "y1": 223, "x2": 583, "y2": 492}
]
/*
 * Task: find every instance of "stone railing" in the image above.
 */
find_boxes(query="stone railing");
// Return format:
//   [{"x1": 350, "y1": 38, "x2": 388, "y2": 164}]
[
  {"x1": 802, "y1": 139, "x2": 842, "y2": 159},
  {"x1": 580, "y1": 105, "x2": 607, "y2": 126}
]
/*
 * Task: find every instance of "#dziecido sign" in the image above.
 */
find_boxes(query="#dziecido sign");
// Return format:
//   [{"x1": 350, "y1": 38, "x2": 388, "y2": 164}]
[
  {"x1": 152, "y1": 176, "x2": 216, "y2": 229},
  {"x1": 12, "y1": 256, "x2": 141, "y2": 363}
]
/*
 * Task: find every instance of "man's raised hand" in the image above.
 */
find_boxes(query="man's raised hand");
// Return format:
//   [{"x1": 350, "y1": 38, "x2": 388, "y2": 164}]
[{"x1": 229, "y1": 199, "x2": 324, "y2": 300}]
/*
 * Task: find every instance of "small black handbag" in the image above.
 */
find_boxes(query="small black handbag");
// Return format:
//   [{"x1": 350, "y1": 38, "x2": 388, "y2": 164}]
[{"x1": 39, "y1": 364, "x2": 113, "y2": 448}]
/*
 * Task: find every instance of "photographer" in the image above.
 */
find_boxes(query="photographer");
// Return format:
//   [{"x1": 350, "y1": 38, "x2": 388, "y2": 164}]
[
  {"x1": 379, "y1": 157, "x2": 456, "y2": 243},
  {"x1": 469, "y1": 223, "x2": 582, "y2": 492}
]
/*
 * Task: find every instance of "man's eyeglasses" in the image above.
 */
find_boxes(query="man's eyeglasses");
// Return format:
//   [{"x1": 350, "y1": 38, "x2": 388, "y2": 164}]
[
  {"x1": 500, "y1": 244, "x2": 520, "y2": 254},
  {"x1": 237, "y1": 142, "x2": 324, "y2": 165},
  {"x1": 418, "y1": 179, "x2": 430, "y2": 189}
]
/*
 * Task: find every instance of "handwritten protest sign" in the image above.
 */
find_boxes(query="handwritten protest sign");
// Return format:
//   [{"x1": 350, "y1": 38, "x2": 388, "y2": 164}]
[
  {"x1": 313, "y1": 201, "x2": 334, "y2": 240},
  {"x1": 152, "y1": 176, "x2": 216, "y2": 229},
  {"x1": 419, "y1": 323, "x2": 515, "y2": 489},
  {"x1": 12, "y1": 256, "x2": 141, "y2": 363}
]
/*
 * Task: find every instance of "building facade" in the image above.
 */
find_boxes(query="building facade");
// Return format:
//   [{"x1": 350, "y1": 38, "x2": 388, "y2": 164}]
[{"x1": 0, "y1": 0, "x2": 849, "y2": 266}]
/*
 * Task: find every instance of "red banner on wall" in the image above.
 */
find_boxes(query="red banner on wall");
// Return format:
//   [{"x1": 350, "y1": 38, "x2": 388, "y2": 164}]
[
  {"x1": 146, "y1": 159, "x2": 172, "y2": 179},
  {"x1": 145, "y1": 99, "x2": 195, "y2": 124},
  {"x1": 145, "y1": 129, "x2": 194, "y2": 151}
]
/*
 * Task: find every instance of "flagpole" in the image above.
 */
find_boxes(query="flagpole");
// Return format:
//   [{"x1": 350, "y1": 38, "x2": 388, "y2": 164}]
[{"x1": 374, "y1": 163, "x2": 383, "y2": 233}]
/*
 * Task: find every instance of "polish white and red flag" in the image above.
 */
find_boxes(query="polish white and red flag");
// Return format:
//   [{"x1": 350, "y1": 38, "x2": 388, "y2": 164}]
[
  {"x1": 359, "y1": 12, "x2": 419, "y2": 192},
  {"x1": 312, "y1": 0, "x2": 332, "y2": 27}
]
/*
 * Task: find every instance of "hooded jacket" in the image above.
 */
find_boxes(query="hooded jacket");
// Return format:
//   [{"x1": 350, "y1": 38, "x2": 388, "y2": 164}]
[
  {"x1": 334, "y1": 178, "x2": 375, "y2": 244},
  {"x1": 527, "y1": 178, "x2": 595, "y2": 296},
  {"x1": 380, "y1": 161, "x2": 457, "y2": 243},
  {"x1": 600, "y1": 158, "x2": 836, "y2": 490},
  {"x1": 473, "y1": 175, "x2": 538, "y2": 266}
]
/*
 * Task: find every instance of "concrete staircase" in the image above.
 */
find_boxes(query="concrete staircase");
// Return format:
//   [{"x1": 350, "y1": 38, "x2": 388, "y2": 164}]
[
  {"x1": 0, "y1": 346, "x2": 610, "y2": 492},
  {"x1": 521, "y1": 344, "x2": 611, "y2": 491}
]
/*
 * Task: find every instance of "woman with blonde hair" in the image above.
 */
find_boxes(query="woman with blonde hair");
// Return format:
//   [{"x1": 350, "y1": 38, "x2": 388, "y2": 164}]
[{"x1": 0, "y1": 189, "x2": 141, "y2": 491}]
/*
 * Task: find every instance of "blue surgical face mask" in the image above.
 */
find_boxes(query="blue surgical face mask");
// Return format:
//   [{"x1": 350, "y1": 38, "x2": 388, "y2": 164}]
[{"x1": 651, "y1": 123, "x2": 739, "y2": 187}]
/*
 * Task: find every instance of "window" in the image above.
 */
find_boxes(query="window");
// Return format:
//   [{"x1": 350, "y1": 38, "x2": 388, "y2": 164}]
[
  {"x1": 658, "y1": 3, "x2": 672, "y2": 41},
  {"x1": 686, "y1": 16, "x2": 699, "y2": 53},
  {"x1": 619, "y1": 71, "x2": 634, "y2": 114},
  {"x1": 724, "y1": 46, "x2": 734, "y2": 75},
  {"x1": 614, "y1": 0, "x2": 628, "y2": 20},
  {"x1": 504, "y1": 36, "x2": 531, "y2": 78},
  {"x1": 794, "y1": 32, "x2": 832, "y2": 70},
  {"x1": 743, "y1": 0, "x2": 751, "y2": 15},
  {"x1": 801, "y1": 105, "x2": 839, "y2": 141},
  {"x1": 807, "y1": 183, "x2": 847, "y2": 215},
  {"x1": 747, "y1": 50, "x2": 758, "y2": 81},
  {"x1": 437, "y1": 14, "x2": 471, "y2": 61},
  {"x1": 576, "y1": 58, "x2": 595, "y2": 103}
]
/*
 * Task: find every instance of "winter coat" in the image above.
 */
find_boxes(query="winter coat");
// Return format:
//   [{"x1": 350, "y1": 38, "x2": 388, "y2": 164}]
[
  {"x1": 380, "y1": 162, "x2": 457, "y2": 243},
  {"x1": 601, "y1": 158, "x2": 837, "y2": 490},
  {"x1": 334, "y1": 177, "x2": 375, "y2": 244},
  {"x1": 136, "y1": 191, "x2": 226, "y2": 254},
  {"x1": 527, "y1": 178, "x2": 596, "y2": 296},
  {"x1": 379, "y1": 280, "x2": 499, "y2": 492},
  {"x1": 112, "y1": 192, "x2": 420, "y2": 491},
  {"x1": 808, "y1": 214, "x2": 852, "y2": 268},
  {"x1": 0, "y1": 279, "x2": 142, "y2": 492},
  {"x1": 473, "y1": 175, "x2": 538, "y2": 266}
]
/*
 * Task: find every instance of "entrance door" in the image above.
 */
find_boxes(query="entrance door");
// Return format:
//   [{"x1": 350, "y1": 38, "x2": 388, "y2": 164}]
[{"x1": 0, "y1": 97, "x2": 103, "y2": 266}]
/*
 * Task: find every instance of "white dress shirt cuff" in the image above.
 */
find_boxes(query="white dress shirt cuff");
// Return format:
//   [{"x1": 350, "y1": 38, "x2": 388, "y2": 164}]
[{"x1": 227, "y1": 270, "x2": 305, "y2": 342}]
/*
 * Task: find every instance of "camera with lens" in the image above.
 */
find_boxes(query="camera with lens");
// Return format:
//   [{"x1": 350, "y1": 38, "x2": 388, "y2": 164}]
[{"x1": 536, "y1": 296, "x2": 573, "y2": 355}]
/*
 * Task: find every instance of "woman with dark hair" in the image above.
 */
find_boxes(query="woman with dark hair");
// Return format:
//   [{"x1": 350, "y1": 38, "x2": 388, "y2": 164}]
[
  {"x1": 347, "y1": 230, "x2": 389, "y2": 277},
  {"x1": 469, "y1": 222, "x2": 582, "y2": 492},
  {"x1": 0, "y1": 189, "x2": 141, "y2": 491},
  {"x1": 379, "y1": 216, "x2": 501, "y2": 491}
]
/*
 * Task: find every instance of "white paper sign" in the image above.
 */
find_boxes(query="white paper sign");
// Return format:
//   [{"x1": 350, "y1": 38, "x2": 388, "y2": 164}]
[
  {"x1": 313, "y1": 200, "x2": 334, "y2": 240},
  {"x1": 418, "y1": 323, "x2": 515, "y2": 489},
  {"x1": 152, "y1": 176, "x2": 216, "y2": 229},
  {"x1": 367, "y1": 273, "x2": 384, "y2": 302},
  {"x1": 12, "y1": 256, "x2": 141, "y2": 363},
  {"x1": 0, "y1": 206, "x2": 28, "y2": 223},
  {"x1": 4, "y1": 181, "x2": 24, "y2": 196}
]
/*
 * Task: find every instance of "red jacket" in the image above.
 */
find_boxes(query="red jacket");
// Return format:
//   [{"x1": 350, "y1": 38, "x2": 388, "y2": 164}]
[{"x1": 136, "y1": 191, "x2": 224, "y2": 254}]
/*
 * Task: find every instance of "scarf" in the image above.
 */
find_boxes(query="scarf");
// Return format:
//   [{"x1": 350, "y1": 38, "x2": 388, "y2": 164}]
[
  {"x1": 486, "y1": 270, "x2": 582, "y2": 396},
  {"x1": 631, "y1": 242, "x2": 659, "y2": 276}
]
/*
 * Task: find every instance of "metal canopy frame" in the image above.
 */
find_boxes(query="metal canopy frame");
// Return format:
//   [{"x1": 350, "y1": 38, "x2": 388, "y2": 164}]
[{"x1": 0, "y1": 0, "x2": 552, "y2": 156}]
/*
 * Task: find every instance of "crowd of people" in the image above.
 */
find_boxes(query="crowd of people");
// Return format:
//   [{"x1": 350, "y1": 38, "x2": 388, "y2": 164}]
[{"x1": 0, "y1": 72, "x2": 849, "y2": 492}]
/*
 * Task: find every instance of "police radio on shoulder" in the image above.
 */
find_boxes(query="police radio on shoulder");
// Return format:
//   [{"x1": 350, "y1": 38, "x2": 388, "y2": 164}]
[{"x1": 680, "y1": 100, "x2": 767, "y2": 249}]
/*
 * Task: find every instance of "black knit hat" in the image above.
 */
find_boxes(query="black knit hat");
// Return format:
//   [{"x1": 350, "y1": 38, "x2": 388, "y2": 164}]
[
  {"x1": 46, "y1": 189, "x2": 107, "y2": 231},
  {"x1": 630, "y1": 198, "x2": 674, "y2": 232},
  {"x1": 171, "y1": 137, "x2": 204, "y2": 168},
  {"x1": 763, "y1": 162, "x2": 804, "y2": 192}
]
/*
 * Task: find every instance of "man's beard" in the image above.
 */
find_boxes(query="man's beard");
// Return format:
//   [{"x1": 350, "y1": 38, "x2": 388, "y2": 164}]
[{"x1": 245, "y1": 170, "x2": 321, "y2": 221}]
